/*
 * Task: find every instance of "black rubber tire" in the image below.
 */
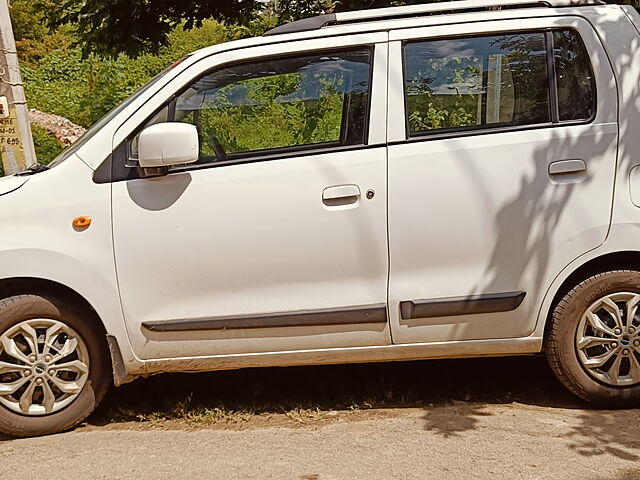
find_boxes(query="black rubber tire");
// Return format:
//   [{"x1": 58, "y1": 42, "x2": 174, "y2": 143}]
[
  {"x1": 545, "y1": 270, "x2": 640, "y2": 407},
  {"x1": 0, "y1": 294, "x2": 111, "y2": 437}
]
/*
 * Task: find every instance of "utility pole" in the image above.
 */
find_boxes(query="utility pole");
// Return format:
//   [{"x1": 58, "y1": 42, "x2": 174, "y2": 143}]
[{"x1": 0, "y1": 0, "x2": 36, "y2": 175}]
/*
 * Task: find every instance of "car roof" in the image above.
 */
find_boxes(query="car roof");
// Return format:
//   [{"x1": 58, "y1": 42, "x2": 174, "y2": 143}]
[{"x1": 186, "y1": 0, "x2": 611, "y2": 63}]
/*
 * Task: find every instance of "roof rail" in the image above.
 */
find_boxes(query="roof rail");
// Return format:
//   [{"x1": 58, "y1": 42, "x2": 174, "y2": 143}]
[{"x1": 263, "y1": 0, "x2": 605, "y2": 36}]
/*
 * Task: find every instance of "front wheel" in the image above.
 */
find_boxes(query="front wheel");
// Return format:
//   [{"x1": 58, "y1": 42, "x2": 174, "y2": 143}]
[
  {"x1": 545, "y1": 270, "x2": 640, "y2": 407},
  {"x1": 0, "y1": 294, "x2": 111, "y2": 436}
]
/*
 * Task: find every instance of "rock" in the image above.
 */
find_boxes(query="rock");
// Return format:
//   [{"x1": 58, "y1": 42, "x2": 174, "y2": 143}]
[{"x1": 27, "y1": 109, "x2": 86, "y2": 146}]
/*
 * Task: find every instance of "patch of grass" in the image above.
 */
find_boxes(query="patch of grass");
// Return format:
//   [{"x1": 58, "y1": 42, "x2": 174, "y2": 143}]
[
  {"x1": 89, "y1": 357, "x2": 575, "y2": 429},
  {"x1": 140, "y1": 402, "x2": 256, "y2": 427}
]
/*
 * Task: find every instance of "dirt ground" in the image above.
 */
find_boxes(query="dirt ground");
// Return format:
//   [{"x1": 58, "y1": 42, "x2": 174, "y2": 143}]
[{"x1": 2, "y1": 356, "x2": 640, "y2": 479}]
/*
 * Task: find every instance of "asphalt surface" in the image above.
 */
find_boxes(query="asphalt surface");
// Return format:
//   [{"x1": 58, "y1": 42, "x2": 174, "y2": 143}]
[{"x1": 2, "y1": 357, "x2": 640, "y2": 480}]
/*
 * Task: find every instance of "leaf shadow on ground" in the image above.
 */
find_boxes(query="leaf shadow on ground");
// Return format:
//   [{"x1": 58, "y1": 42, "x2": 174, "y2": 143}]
[{"x1": 589, "y1": 470, "x2": 640, "y2": 480}]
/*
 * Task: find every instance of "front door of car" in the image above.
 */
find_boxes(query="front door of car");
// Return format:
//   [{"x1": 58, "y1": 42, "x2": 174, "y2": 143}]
[
  {"x1": 386, "y1": 17, "x2": 618, "y2": 344},
  {"x1": 111, "y1": 35, "x2": 391, "y2": 360}
]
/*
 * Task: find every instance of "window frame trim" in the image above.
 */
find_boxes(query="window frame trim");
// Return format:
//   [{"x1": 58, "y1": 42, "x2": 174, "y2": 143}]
[
  {"x1": 546, "y1": 29, "x2": 561, "y2": 124},
  {"x1": 94, "y1": 138, "x2": 387, "y2": 184}
]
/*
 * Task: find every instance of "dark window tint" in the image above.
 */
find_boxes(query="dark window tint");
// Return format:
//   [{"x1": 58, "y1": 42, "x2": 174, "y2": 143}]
[
  {"x1": 553, "y1": 30, "x2": 595, "y2": 121},
  {"x1": 404, "y1": 33, "x2": 550, "y2": 136},
  {"x1": 173, "y1": 48, "x2": 372, "y2": 163}
]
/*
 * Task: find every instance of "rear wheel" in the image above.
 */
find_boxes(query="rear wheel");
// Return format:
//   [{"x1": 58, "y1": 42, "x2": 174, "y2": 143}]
[
  {"x1": 546, "y1": 270, "x2": 640, "y2": 407},
  {"x1": 0, "y1": 294, "x2": 110, "y2": 436}
]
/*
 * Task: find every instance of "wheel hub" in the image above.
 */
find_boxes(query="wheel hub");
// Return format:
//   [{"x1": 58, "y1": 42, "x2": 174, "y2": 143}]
[
  {"x1": 576, "y1": 292, "x2": 640, "y2": 387},
  {"x1": 33, "y1": 363, "x2": 46, "y2": 376}
]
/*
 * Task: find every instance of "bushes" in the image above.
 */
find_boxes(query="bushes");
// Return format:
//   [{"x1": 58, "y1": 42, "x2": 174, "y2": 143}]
[
  {"x1": 31, "y1": 126, "x2": 65, "y2": 165},
  {"x1": 20, "y1": 19, "x2": 275, "y2": 129},
  {"x1": 13, "y1": 15, "x2": 278, "y2": 166}
]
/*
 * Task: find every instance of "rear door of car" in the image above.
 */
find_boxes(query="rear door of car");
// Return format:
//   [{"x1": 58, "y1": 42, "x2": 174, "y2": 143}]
[{"x1": 386, "y1": 17, "x2": 618, "y2": 344}]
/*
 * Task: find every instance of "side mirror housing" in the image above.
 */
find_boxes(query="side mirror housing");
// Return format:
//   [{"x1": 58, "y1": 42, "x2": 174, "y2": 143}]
[{"x1": 138, "y1": 123, "x2": 199, "y2": 168}]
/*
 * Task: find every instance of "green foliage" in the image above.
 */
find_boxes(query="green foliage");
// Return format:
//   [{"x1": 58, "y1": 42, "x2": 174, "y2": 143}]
[
  {"x1": 617, "y1": 0, "x2": 640, "y2": 7},
  {"x1": 38, "y1": 0, "x2": 465, "y2": 58},
  {"x1": 31, "y1": 126, "x2": 65, "y2": 165},
  {"x1": 407, "y1": 56, "x2": 480, "y2": 132},
  {"x1": 10, "y1": 0, "x2": 48, "y2": 42},
  {"x1": 45, "y1": 0, "x2": 262, "y2": 58},
  {"x1": 196, "y1": 73, "x2": 344, "y2": 155},
  {"x1": 270, "y1": 0, "x2": 338, "y2": 23},
  {"x1": 408, "y1": 100, "x2": 476, "y2": 132},
  {"x1": 19, "y1": 0, "x2": 640, "y2": 59},
  {"x1": 21, "y1": 20, "x2": 262, "y2": 128},
  {"x1": 10, "y1": 0, "x2": 69, "y2": 43},
  {"x1": 17, "y1": 0, "x2": 639, "y2": 137}
]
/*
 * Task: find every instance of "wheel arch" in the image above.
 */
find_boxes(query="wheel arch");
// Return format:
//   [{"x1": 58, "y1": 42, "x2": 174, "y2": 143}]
[
  {"x1": 0, "y1": 277, "x2": 106, "y2": 334},
  {"x1": 0, "y1": 277, "x2": 140, "y2": 385},
  {"x1": 541, "y1": 250, "x2": 640, "y2": 345}
]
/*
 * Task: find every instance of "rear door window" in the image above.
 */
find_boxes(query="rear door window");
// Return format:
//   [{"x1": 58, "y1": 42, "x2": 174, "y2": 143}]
[{"x1": 403, "y1": 28, "x2": 595, "y2": 137}]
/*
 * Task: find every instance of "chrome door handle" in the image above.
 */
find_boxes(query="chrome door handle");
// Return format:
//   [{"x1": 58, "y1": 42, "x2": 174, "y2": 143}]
[
  {"x1": 322, "y1": 184, "x2": 361, "y2": 207},
  {"x1": 549, "y1": 159, "x2": 587, "y2": 176}
]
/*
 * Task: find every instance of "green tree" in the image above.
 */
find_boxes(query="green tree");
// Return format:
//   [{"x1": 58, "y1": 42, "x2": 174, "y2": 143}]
[
  {"x1": 9, "y1": 0, "x2": 64, "y2": 42},
  {"x1": 43, "y1": 0, "x2": 467, "y2": 58},
  {"x1": 20, "y1": 19, "x2": 259, "y2": 127},
  {"x1": 48, "y1": 0, "x2": 640, "y2": 59},
  {"x1": 45, "y1": 0, "x2": 262, "y2": 58}
]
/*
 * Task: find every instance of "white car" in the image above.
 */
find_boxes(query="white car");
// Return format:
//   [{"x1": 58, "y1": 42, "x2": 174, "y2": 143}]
[{"x1": 1, "y1": 0, "x2": 639, "y2": 436}]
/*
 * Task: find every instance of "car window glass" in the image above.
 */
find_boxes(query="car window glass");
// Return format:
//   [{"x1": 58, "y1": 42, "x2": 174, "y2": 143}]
[
  {"x1": 129, "y1": 49, "x2": 371, "y2": 166},
  {"x1": 553, "y1": 29, "x2": 595, "y2": 122},
  {"x1": 404, "y1": 33, "x2": 550, "y2": 136},
  {"x1": 132, "y1": 48, "x2": 372, "y2": 167}
]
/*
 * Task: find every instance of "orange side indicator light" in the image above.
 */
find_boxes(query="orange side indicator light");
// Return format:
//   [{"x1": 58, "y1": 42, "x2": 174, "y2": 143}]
[{"x1": 72, "y1": 216, "x2": 92, "y2": 229}]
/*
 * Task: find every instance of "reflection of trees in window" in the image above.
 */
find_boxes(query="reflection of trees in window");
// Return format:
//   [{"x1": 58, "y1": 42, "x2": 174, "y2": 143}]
[
  {"x1": 405, "y1": 32, "x2": 550, "y2": 135},
  {"x1": 174, "y1": 49, "x2": 371, "y2": 160},
  {"x1": 552, "y1": 30, "x2": 594, "y2": 121},
  {"x1": 406, "y1": 56, "x2": 481, "y2": 131},
  {"x1": 489, "y1": 34, "x2": 549, "y2": 125},
  {"x1": 202, "y1": 71, "x2": 345, "y2": 153}
]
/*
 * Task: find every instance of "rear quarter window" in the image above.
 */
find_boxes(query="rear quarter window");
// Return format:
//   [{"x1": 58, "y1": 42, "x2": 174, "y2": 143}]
[{"x1": 553, "y1": 29, "x2": 596, "y2": 122}]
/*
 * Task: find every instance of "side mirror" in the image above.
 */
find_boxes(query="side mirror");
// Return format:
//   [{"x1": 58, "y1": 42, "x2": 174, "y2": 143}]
[{"x1": 138, "y1": 123, "x2": 199, "y2": 168}]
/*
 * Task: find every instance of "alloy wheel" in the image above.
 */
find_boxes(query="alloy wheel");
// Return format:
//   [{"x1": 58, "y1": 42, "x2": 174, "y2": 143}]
[
  {"x1": 0, "y1": 319, "x2": 89, "y2": 416},
  {"x1": 576, "y1": 292, "x2": 640, "y2": 387}
]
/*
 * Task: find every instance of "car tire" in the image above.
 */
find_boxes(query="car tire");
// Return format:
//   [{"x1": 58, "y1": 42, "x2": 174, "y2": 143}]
[
  {"x1": 0, "y1": 294, "x2": 111, "y2": 437},
  {"x1": 545, "y1": 270, "x2": 640, "y2": 407}
]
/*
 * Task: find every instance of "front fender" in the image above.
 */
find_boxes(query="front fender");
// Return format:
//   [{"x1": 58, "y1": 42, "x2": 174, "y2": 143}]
[
  {"x1": 0, "y1": 157, "x2": 144, "y2": 376},
  {"x1": 0, "y1": 248, "x2": 144, "y2": 375}
]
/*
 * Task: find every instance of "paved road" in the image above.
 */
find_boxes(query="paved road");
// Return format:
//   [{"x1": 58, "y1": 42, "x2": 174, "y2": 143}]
[
  {"x1": 2, "y1": 403, "x2": 640, "y2": 480},
  {"x1": 2, "y1": 357, "x2": 640, "y2": 479}
]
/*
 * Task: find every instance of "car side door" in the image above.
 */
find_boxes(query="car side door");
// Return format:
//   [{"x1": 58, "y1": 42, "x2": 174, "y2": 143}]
[
  {"x1": 386, "y1": 17, "x2": 618, "y2": 344},
  {"x1": 110, "y1": 34, "x2": 391, "y2": 360}
]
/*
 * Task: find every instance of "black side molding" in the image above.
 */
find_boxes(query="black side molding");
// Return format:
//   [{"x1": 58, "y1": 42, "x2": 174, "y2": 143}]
[
  {"x1": 400, "y1": 292, "x2": 526, "y2": 320},
  {"x1": 142, "y1": 304, "x2": 388, "y2": 333}
]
